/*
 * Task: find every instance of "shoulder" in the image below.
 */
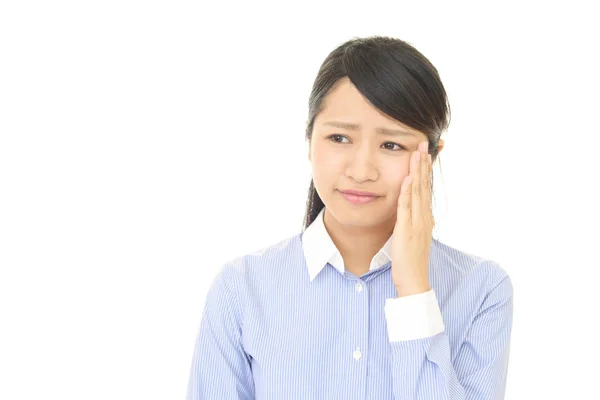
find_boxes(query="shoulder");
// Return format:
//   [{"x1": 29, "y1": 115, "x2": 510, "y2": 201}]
[
  {"x1": 211, "y1": 232, "x2": 304, "y2": 291},
  {"x1": 202, "y1": 233, "x2": 303, "y2": 321},
  {"x1": 431, "y1": 238, "x2": 512, "y2": 293}
]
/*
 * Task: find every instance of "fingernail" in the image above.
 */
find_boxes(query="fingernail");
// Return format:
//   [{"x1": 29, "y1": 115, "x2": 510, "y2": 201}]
[
  {"x1": 428, "y1": 154, "x2": 432, "y2": 164},
  {"x1": 421, "y1": 141, "x2": 428, "y2": 152}
]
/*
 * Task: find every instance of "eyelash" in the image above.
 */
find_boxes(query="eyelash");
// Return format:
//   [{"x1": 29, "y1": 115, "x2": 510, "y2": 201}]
[{"x1": 326, "y1": 134, "x2": 407, "y2": 151}]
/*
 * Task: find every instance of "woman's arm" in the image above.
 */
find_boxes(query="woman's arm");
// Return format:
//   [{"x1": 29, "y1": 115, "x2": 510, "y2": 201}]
[
  {"x1": 186, "y1": 263, "x2": 254, "y2": 400},
  {"x1": 385, "y1": 274, "x2": 513, "y2": 399}
]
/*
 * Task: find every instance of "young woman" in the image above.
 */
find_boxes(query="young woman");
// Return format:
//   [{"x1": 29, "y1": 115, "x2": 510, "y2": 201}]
[{"x1": 187, "y1": 35, "x2": 513, "y2": 400}]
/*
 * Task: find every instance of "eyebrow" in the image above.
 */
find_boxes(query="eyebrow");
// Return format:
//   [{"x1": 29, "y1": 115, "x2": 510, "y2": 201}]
[{"x1": 322, "y1": 121, "x2": 418, "y2": 137}]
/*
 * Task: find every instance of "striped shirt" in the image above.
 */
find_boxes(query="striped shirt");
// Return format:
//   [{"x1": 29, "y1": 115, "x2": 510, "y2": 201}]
[{"x1": 186, "y1": 207, "x2": 513, "y2": 399}]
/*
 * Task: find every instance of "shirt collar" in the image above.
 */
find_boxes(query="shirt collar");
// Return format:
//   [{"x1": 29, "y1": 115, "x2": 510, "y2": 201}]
[{"x1": 301, "y1": 207, "x2": 393, "y2": 282}]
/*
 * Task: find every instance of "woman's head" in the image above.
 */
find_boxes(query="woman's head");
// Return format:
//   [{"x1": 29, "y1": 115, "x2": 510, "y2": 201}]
[{"x1": 303, "y1": 35, "x2": 451, "y2": 231}]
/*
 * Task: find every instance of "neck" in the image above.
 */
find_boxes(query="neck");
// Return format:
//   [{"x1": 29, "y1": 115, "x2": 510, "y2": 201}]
[{"x1": 323, "y1": 207, "x2": 394, "y2": 275}]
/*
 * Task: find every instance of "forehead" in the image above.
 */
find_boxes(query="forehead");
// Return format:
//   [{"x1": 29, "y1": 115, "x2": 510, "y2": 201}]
[{"x1": 315, "y1": 77, "x2": 426, "y2": 139}]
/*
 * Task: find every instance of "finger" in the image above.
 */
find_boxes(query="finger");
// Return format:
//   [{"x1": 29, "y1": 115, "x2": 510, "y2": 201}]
[
  {"x1": 424, "y1": 153, "x2": 433, "y2": 224},
  {"x1": 420, "y1": 144, "x2": 431, "y2": 224},
  {"x1": 397, "y1": 174, "x2": 412, "y2": 229},
  {"x1": 411, "y1": 147, "x2": 422, "y2": 227}
]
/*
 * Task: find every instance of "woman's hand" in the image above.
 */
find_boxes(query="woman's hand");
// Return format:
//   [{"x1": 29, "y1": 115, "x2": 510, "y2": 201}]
[{"x1": 391, "y1": 140, "x2": 434, "y2": 298}]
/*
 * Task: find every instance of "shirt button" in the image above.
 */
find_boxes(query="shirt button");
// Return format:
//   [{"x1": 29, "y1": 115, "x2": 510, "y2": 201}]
[
  {"x1": 355, "y1": 282, "x2": 363, "y2": 292},
  {"x1": 353, "y1": 348, "x2": 362, "y2": 360}
]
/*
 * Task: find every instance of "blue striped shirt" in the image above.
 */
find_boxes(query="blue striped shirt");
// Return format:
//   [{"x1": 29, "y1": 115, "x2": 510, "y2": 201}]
[{"x1": 186, "y1": 208, "x2": 513, "y2": 399}]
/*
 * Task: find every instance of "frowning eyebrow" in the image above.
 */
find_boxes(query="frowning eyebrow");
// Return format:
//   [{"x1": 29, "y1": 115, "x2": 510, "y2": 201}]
[{"x1": 322, "y1": 121, "x2": 417, "y2": 137}]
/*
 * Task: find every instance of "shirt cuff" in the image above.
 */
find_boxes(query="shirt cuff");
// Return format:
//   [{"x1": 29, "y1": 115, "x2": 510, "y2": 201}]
[{"x1": 384, "y1": 289, "x2": 445, "y2": 342}]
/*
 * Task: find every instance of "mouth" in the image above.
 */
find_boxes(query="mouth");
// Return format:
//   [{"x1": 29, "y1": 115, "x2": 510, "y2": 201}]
[{"x1": 338, "y1": 190, "x2": 380, "y2": 205}]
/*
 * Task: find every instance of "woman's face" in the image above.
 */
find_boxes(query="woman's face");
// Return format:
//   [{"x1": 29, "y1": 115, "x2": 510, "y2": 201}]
[{"x1": 309, "y1": 77, "x2": 431, "y2": 228}]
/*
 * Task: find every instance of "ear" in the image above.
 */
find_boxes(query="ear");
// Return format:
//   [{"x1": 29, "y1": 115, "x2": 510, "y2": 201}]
[{"x1": 437, "y1": 139, "x2": 445, "y2": 154}]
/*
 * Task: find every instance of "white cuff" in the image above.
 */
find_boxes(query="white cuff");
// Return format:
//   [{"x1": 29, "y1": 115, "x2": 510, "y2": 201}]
[{"x1": 384, "y1": 289, "x2": 445, "y2": 342}]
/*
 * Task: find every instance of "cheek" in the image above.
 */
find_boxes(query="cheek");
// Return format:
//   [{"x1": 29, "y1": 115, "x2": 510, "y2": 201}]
[
  {"x1": 310, "y1": 144, "x2": 343, "y2": 176},
  {"x1": 381, "y1": 161, "x2": 409, "y2": 185},
  {"x1": 379, "y1": 162, "x2": 410, "y2": 201},
  {"x1": 310, "y1": 146, "x2": 340, "y2": 194}
]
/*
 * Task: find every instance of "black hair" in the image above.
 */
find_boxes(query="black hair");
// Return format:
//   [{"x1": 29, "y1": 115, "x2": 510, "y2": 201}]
[{"x1": 302, "y1": 35, "x2": 451, "y2": 231}]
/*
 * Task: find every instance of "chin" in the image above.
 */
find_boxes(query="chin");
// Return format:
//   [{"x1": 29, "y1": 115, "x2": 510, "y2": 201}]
[{"x1": 331, "y1": 198, "x2": 388, "y2": 224}]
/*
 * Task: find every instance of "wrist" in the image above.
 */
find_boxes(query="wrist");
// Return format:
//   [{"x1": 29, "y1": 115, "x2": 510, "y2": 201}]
[{"x1": 394, "y1": 283, "x2": 431, "y2": 298}]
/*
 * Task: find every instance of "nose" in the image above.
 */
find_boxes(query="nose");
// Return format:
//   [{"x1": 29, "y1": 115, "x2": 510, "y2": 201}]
[{"x1": 345, "y1": 146, "x2": 378, "y2": 183}]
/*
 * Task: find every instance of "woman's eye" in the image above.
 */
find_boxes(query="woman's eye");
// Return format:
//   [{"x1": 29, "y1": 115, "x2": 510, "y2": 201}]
[
  {"x1": 382, "y1": 142, "x2": 406, "y2": 151},
  {"x1": 328, "y1": 134, "x2": 349, "y2": 143}
]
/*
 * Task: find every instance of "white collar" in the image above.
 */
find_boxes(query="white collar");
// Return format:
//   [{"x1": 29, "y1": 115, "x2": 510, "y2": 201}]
[{"x1": 301, "y1": 207, "x2": 393, "y2": 282}]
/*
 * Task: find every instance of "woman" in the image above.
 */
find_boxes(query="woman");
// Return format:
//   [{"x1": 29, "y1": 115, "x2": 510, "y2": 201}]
[{"x1": 187, "y1": 35, "x2": 513, "y2": 399}]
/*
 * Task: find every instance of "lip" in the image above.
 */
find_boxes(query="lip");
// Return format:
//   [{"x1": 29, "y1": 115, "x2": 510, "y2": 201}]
[
  {"x1": 339, "y1": 189, "x2": 380, "y2": 197},
  {"x1": 338, "y1": 189, "x2": 380, "y2": 205}
]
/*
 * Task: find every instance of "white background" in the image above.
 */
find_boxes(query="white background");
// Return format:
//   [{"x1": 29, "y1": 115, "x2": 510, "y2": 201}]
[{"x1": 1, "y1": 1, "x2": 599, "y2": 399}]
